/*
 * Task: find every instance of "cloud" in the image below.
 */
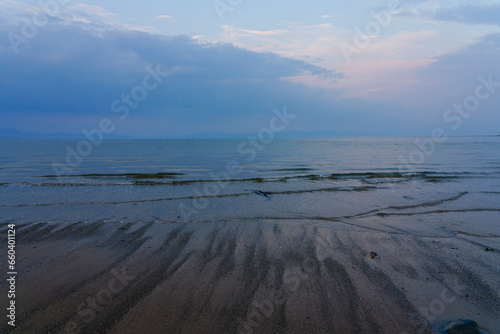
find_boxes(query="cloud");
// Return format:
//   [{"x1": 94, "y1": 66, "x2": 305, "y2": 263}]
[
  {"x1": 214, "y1": 22, "x2": 352, "y2": 70},
  {"x1": 1, "y1": 1, "x2": 158, "y2": 35},
  {"x1": 401, "y1": 2, "x2": 500, "y2": 26},
  {"x1": 156, "y1": 15, "x2": 174, "y2": 21},
  {"x1": 1, "y1": 9, "x2": 496, "y2": 137},
  {"x1": 0, "y1": 20, "x2": 373, "y2": 136},
  {"x1": 386, "y1": 32, "x2": 500, "y2": 134},
  {"x1": 212, "y1": 22, "x2": 445, "y2": 100},
  {"x1": 415, "y1": 33, "x2": 500, "y2": 93},
  {"x1": 431, "y1": 4, "x2": 500, "y2": 26}
]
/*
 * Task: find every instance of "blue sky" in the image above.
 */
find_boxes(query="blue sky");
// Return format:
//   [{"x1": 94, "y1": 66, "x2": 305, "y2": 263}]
[{"x1": 1, "y1": 0, "x2": 499, "y2": 137}]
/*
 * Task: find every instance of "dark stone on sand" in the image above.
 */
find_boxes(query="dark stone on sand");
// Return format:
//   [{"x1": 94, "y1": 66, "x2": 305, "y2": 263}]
[{"x1": 444, "y1": 319, "x2": 480, "y2": 334}]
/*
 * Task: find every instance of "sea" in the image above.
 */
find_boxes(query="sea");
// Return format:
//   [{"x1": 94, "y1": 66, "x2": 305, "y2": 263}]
[{"x1": 1, "y1": 137, "x2": 499, "y2": 235}]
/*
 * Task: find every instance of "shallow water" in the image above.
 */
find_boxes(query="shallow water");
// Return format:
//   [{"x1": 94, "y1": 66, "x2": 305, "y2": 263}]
[{"x1": 1, "y1": 137, "x2": 499, "y2": 233}]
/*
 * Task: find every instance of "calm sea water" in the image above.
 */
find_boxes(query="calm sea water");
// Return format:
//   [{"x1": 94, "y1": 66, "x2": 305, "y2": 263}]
[{"x1": 1, "y1": 137, "x2": 499, "y2": 227}]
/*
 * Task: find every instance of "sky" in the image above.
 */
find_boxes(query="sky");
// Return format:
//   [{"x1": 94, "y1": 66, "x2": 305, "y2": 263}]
[{"x1": 0, "y1": 0, "x2": 499, "y2": 137}]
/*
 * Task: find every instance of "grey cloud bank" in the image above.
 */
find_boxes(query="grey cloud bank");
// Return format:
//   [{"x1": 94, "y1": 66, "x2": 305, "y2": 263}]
[{"x1": 0, "y1": 17, "x2": 498, "y2": 137}]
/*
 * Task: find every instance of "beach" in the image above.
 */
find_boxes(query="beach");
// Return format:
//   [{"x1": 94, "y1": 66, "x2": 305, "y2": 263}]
[{"x1": 2, "y1": 216, "x2": 500, "y2": 333}]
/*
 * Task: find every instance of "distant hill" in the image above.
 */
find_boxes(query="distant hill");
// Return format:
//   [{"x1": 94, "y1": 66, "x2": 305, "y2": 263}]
[
  {"x1": 172, "y1": 131, "x2": 359, "y2": 139},
  {"x1": 0, "y1": 128, "x2": 374, "y2": 140},
  {"x1": 6, "y1": 128, "x2": 483, "y2": 140},
  {"x1": 0, "y1": 128, "x2": 130, "y2": 140}
]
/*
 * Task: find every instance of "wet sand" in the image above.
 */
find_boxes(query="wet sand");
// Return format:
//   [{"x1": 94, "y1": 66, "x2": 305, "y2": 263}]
[{"x1": 1, "y1": 218, "x2": 499, "y2": 334}]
